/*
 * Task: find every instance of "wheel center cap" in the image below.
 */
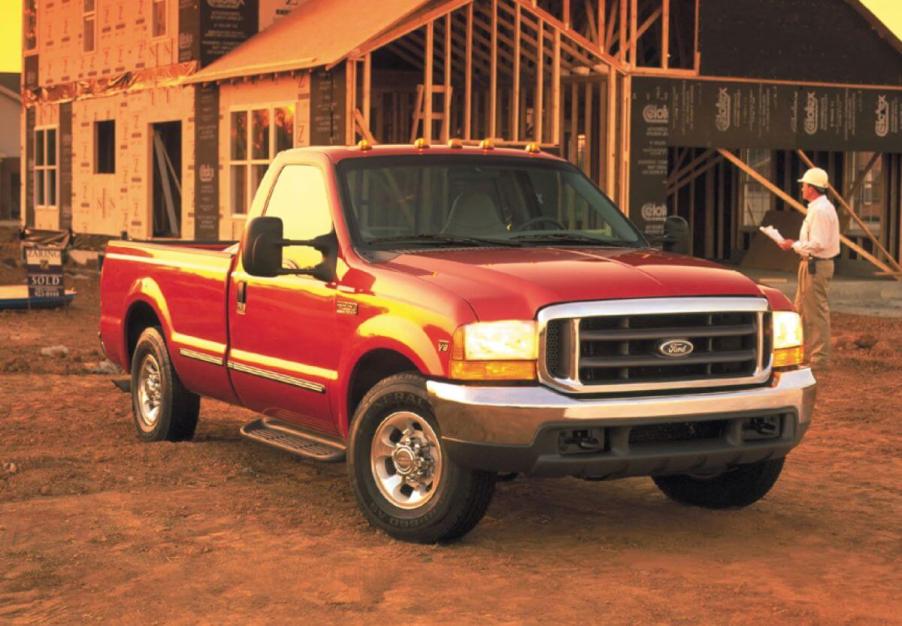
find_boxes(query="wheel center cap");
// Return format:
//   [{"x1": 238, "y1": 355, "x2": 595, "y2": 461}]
[{"x1": 392, "y1": 446, "x2": 417, "y2": 475}]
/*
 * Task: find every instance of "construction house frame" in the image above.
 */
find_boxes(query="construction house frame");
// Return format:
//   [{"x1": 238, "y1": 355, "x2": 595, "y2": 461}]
[{"x1": 21, "y1": 0, "x2": 902, "y2": 277}]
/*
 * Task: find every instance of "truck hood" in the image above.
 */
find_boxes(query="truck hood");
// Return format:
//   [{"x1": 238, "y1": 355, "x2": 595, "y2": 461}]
[{"x1": 382, "y1": 246, "x2": 766, "y2": 320}]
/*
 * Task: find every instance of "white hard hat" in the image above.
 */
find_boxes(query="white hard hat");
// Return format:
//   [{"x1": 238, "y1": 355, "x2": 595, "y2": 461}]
[{"x1": 798, "y1": 167, "x2": 829, "y2": 188}]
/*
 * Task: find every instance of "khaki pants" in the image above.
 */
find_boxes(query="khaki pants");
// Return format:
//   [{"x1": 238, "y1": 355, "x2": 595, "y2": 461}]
[{"x1": 794, "y1": 258, "x2": 834, "y2": 368}]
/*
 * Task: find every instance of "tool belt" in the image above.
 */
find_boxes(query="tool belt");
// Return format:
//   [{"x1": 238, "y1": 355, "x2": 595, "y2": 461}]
[{"x1": 806, "y1": 255, "x2": 837, "y2": 275}]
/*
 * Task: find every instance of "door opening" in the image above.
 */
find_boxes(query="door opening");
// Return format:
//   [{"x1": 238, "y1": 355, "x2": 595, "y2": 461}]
[{"x1": 151, "y1": 121, "x2": 182, "y2": 238}]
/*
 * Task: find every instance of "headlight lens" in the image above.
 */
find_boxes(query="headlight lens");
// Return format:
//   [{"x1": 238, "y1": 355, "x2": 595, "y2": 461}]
[
  {"x1": 772, "y1": 311, "x2": 805, "y2": 368},
  {"x1": 454, "y1": 320, "x2": 538, "y2": 360},
  {"x1": 773, "y1": 311, "x2": 803, "y2": 350}
]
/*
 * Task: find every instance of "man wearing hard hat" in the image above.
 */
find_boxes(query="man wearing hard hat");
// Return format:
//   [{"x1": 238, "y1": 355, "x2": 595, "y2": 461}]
[{"x1": 778, "y1": 167, "x2": 841, "y2": 369}]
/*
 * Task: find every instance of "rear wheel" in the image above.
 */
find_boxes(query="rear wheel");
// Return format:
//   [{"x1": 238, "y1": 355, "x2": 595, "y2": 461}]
[
  {"x1": 348, "y1": 373, "x2": 495, "y2": 543},
  {"x1": 131, "y1": 327, "x2": 200, "y2": 442},
  {"x1": 652, "y1": 458, "x2": 785, "y2": 509}
]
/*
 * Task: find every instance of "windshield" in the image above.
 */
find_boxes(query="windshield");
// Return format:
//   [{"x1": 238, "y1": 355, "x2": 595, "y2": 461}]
[{"x1": 337, "y1": 156, "x2": 645, "y2": 250}]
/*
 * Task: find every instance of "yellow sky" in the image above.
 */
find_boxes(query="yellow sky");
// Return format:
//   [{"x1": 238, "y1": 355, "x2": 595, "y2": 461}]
[
  {"x1": 0, "y1": 0, "x2": 22, "y2": 72},
  {"x1": 0, "y1": 0, "x2": 899, "y2": 73}
]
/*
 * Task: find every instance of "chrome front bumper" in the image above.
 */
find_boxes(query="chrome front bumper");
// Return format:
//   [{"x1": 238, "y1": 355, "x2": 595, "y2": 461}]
[{"x1": 427, "y1": 369, "x2": 816, "y2": 446}]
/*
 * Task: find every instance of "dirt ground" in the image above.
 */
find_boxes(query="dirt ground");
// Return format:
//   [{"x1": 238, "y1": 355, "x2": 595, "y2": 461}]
[{"x1": 1, "y1": 231, "x2": 900, "y2": 625}]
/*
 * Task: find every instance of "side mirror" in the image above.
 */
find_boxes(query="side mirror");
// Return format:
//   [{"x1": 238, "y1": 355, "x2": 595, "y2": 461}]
[
  {"x1": 242, "y1": 216, "x2": 283, "y2": 277},
  {"x1": 662, "y1": 215, "x2": 690, "y2": 255},
  {"x1": 242, "y1": 216, "x2": 338, "y2": 282}
]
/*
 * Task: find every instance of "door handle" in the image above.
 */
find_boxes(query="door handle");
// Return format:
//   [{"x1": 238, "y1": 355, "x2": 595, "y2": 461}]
[{"x1": 236, "y1": 281, "x2": 247, "y2": 315}]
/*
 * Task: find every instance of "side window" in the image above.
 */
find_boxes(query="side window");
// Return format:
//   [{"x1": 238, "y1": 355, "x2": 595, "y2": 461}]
[{"x1": 264, "y1": 165, "x2": 333, "y2": 270}]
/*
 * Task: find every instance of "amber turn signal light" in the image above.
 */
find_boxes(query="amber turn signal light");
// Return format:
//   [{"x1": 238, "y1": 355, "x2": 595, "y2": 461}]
[
  {"x1": 449, "y1": 359, "x2": 537, "y2": 381},
  {"x1": 773, "y1": 346, "x2": 805, "y2": 369}
]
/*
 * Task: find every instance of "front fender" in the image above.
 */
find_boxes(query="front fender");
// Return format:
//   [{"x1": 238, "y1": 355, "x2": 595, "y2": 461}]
[{"x1": 332, "y1": 313, "x2": 454, "y2": 433}]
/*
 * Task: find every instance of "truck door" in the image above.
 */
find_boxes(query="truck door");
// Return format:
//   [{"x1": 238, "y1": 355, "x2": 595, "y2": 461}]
[{"x1": 227, "y1": 164, "x2": 338, "y2": 434}]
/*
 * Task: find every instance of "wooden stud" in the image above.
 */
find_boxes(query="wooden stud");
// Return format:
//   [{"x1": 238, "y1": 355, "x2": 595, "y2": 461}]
[
  {"x1": 605, "y1": 0, "x2": 617, "y2": 54},
  {"x1": 598, "y1": 78, "x2": 607, "y2": 186},
  {"x1": 583, "y1": 81, "x2": 592, "y2": 176},
  {"x1": 552, "y1": 29, "x2": 561, "y2": 146},
  {"x1": 424, "y1": 22, "x2": 434, "y2": 143},
  {"x1": 718, "y1": 148, "x2": 898, "y2": 278},
  {"x1": 563, "y1": 0, "x2": 571, "y2": 28},
  {"x1": 346, "y1": 59, "x2": 357, "y2": 144},
  {"x1": 796, "y1": 149, "x2": 901, "y2": 272},
  {"x1": 490, "y1": 0, "x2": 498, "y2": 139},
  {"x1": 569, "y1": 81, "x2": 578, "y2": 163},
  {"x1": 618, "y1": 0, "x2": 627, "y2": 63},
  {"x1": 598, "y1": 0, "x2": 606, "y2": 51},
  {"x1": 629, "y1": 0, "x2": 637, "y2": 67},
  {"x1": 465, "y1": 3, "x2": 473, "y2": 140},
  {"x1": 513, "y1": 3, "x2": 521, "y2": 142},
  {"x1": 693, "y1": 0, "x2": 700, "y2": 71},
  {"x1": 662, "y1": 0, "x2": 670, "y2": 69},
  {"x1": 444, "y1": 13, "x2": 453, "y2": 142},
  {"x1": 535, "y1": 18, "x2": 544, "y2": 143},
  {"x1": 620, "y1": 72, "x2": 632, "y2": 212},
  {"x1": 363, "y1": 53, "x2": 372, "y2": 132},
  {"x1": 585, "y1": 1, "x2": 598, "y2": 44},
  {"x1": 606, "y1": 73, "x2": 617, "y2": 195}
]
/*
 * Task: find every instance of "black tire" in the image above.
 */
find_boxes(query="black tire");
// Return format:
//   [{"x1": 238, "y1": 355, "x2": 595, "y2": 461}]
[
  {"x1": 130, "y1": 327, "x2": 200, "y2": 442},
  {"x1": 652, "y1": 457, "x2": 785, "y2": 509},
  {"x1": 348, "y1": 372, "x2": 495, "y2": 543}
]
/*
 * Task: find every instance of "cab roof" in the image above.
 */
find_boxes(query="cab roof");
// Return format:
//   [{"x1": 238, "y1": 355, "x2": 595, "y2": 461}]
[{"x1": 280, "y1": 143, "x2": 570, "y2": 165}]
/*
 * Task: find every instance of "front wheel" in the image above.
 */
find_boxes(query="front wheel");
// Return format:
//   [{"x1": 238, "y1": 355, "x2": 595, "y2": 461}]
[
  {"x1": 652, "y1": 458, "x2": 785, "y2": 509},
  {"x1": 348, "y1": 373, "x2": 495, "y2": 543}
]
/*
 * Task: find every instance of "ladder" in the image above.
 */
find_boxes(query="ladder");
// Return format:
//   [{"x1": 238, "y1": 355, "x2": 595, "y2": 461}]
[{"x1": 410, "y1": 84, "x2": 453, "y2": 143}]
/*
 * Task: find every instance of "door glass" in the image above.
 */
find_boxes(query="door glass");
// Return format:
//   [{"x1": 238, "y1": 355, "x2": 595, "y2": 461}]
[{"x1": 264, "y1": 165, "x2": 333, "y2": 270}]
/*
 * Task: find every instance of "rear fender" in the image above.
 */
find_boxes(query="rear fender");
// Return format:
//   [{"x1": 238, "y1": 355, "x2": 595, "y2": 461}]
[{"x1": 120, "y1": 278, "x2": 175, "y2": 370}]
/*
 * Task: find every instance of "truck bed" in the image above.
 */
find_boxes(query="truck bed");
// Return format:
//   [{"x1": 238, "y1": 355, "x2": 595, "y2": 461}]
[{"x1": 100, "y1": 239, "x2": 238, "y2": 402}]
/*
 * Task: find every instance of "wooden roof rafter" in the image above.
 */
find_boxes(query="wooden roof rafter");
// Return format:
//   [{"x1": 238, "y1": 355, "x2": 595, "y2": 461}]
[{"x1": 347, "y1": 0, "x2": 622, "y2": 73}]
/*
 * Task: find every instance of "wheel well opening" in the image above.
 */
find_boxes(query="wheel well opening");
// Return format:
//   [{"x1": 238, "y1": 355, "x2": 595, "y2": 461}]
[
  {"x1": 348, "y1": 350, "x2": 418, "y2": 422},
  {"x1": 125, "y1": 302, "x2": 161, "y2": 370}
]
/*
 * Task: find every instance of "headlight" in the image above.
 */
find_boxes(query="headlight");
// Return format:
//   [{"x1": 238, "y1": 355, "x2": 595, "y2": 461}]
[
  {"x1": 454, "y1": 320, "x2": 538, "y2": 360},
  {"x1": 450, "y1": 321, "x2": 538, "y2": 381},
  {"x1": 772, "y1": 311, "x2": 804, "y2": 368}
]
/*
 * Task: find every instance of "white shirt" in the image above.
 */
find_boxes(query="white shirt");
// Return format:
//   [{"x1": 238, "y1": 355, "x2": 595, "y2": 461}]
[{"x1": 792, "y1": 194, "x2": 840, "y2": 259}]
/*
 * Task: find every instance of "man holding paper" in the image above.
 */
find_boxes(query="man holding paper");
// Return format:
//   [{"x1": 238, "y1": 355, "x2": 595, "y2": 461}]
[{"x1": 776, "y1": 167, "x2": 841, "y2": 369}]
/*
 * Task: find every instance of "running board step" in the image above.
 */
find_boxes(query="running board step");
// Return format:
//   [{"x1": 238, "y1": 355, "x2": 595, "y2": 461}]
[{"x1": 240, "y1": 418, "x2": 346, "y2": 462}]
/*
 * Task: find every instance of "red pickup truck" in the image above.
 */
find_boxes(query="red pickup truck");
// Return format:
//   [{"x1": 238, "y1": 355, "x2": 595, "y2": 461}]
[{"x1": 100, "y1": 143, "x2": 816, "y2": 543}]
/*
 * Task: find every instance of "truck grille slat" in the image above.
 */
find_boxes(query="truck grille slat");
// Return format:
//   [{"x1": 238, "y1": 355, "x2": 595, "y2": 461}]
[
  {"x1": 580, "y1": 349, "x2": 756, "y2": 369},
  {"x1": 580, "y1": 323, "x2": 756, "y2": 341},
  {"x1": 539, "y1": 299, "x2": 772, "y2": 394}
]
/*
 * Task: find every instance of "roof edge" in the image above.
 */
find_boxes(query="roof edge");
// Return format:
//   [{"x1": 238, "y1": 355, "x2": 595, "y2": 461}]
[
  {"x1": 185, "y1": 56, "x2": 319, "y2": 84},
  {"x1": 846, "y1": 0, "x2": 902, "y2": 55}
]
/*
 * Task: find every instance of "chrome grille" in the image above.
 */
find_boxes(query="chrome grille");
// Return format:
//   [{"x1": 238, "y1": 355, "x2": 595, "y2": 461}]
[{"x1": 538, "y1": 298, "x2": 772, "y2": 394}]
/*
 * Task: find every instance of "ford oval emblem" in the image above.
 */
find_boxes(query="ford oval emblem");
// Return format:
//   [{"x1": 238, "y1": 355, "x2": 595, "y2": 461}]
[{"x1": 658, "y1": 338, "x2": 694, "y2": 358}]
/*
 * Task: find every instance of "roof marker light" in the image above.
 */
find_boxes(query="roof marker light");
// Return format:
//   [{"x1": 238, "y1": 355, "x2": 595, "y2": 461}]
[
  {"x1": 448, "y1": 138, "x2": 464, "y2": 149},
  {"x1": 479, "y1": 138, "x2": 495, "y2": 150},
  {"x1": 414, "y1": 138, "x2": 430, "y2": 149},
  {"x1": 525, "y1": 142, "x2": 541, "y2": 154},
  {"x1": 357, "y1": 139, "x2": 372, "y2": 151}
]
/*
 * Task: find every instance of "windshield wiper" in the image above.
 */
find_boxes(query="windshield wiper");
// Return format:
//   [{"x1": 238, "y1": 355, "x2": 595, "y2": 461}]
[
  {"x1": 366, "y1": 234, "x2": 523, "y2": 248},
  {"x1": 509, "y1": 232, "x2": 635, "y2": 247}
]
